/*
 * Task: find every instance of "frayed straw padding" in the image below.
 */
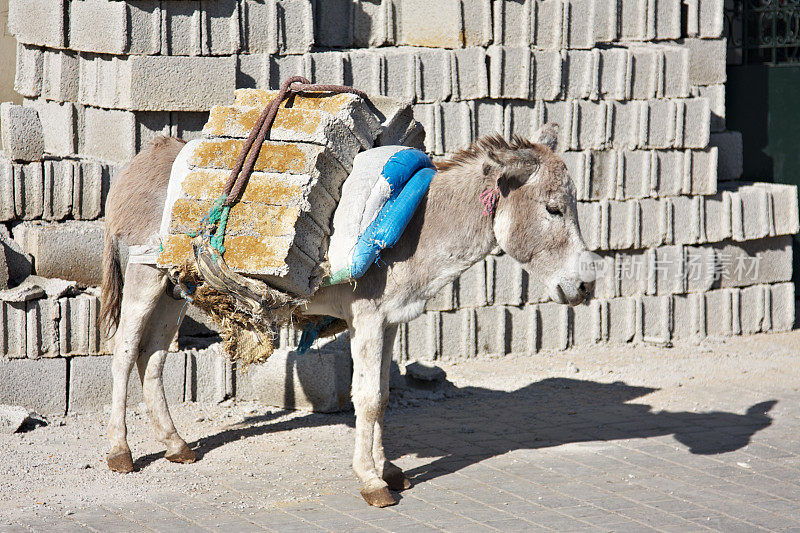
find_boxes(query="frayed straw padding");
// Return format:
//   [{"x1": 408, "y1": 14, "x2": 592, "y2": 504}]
[{"x1": 171, "y1": 262, "x2": 347, "y2": 367}]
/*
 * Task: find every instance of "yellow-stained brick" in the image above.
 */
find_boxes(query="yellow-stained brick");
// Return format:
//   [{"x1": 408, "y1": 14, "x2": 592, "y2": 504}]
[
  {"x1": 234, "y1": 89, "x2": 357, "y2": 115},
  {"x1": 180, "y1": 169, "x2": 306, "y2": 204},
  {"x1": 221, "y1": 235, "x2": 293, "y2": 271},
  {"x1": 158, "y1": 234, "x2": 194, "y2": 266},
  {"x1": 158, "y1": 233, "x2": 293, "y2": 273},
  {"x1": 169, "y1": 199, "x2": 300, "y2": 236},
  {"x1": 190, "y1": 139, "x2": 316, "y2": 174},
  {"x1": 204, "y1": 106, "x2": 324, "y2": 138}
]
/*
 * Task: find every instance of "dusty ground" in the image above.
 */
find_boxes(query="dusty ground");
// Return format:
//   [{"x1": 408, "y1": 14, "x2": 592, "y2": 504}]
[{"x1": 1, "y1": 331, "x2": 799, "y2": 531}]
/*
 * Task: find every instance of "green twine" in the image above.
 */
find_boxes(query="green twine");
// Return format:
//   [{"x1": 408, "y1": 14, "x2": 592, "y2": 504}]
[
  {"x1": 207, "y1": 194, "x2": 230, "y2": 253},
  {"x1": 210, "y1": 205, "x2": 231, "y2": 254},
  {"x1": 208, "y1": 194, "x2": 228, "y2": 224},
  {"x1": 184, "y1": 193, "x2": 231, "y2": 254}
]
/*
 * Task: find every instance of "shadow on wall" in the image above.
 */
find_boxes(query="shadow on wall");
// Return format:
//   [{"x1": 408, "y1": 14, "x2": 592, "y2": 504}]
[
  {"x1": 0, "y1": 0, "x2": 21, "y2": 105},
  {"x1": 131, "y1": 373, "x2": 776, "y2": 483}
]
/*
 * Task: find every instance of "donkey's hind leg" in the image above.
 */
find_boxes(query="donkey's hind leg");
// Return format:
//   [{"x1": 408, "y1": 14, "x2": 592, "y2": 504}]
[
  {"x1": 136, "y1": 291, "x2": 195, "y2": 464},
  {"x1": 107, "y1": 263, "x2": 170, "y2": 473}
]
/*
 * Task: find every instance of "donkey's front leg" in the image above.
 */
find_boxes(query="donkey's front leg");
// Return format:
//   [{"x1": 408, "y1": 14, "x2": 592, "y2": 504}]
[
  {"x1": 350, "y1": 311, "x2": 396, "y2": 507},
  {"x1": 371, "y1": 325, "x2": 411, "y2": 492}
]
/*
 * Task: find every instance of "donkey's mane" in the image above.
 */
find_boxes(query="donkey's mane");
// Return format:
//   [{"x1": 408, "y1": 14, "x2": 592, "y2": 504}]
[{"x1": 434, "y1": 133, "x2": 541, "y2": 171}]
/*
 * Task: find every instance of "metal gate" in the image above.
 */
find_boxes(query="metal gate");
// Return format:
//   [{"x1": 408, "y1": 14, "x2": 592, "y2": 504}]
[{"x1": 725, "y1": 0, "x2": 800, "y2": 289}]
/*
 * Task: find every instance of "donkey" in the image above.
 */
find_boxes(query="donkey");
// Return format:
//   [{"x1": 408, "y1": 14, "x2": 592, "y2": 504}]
[{"x1": 100, "y1": 123, "x2": 595, "y2": 507}]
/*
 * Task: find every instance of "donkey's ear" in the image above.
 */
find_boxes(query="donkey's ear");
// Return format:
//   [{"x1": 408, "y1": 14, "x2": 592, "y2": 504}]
[
  {"x1": 481, "y1": 138, "x2": 540, "y2": 195},
  {"x1": 494, "y1": 149, "x2": 539, "y2": 196},
  {"x1": 532, "y1": 122, "x2": 559, "y2": 151},
  {"x1": 497, "y1": 171, "x2": 528, "y2": 196}
]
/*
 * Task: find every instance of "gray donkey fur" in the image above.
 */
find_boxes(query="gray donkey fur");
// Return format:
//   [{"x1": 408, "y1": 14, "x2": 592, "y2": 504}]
[{"x1": 100, "y1": 124, "x2": 594, "y2": 507}]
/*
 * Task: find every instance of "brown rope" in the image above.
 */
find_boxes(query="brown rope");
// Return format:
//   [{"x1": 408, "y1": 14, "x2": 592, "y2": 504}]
[{"x1": 221, "y1": 77, "x2": 369, "y2": 207}]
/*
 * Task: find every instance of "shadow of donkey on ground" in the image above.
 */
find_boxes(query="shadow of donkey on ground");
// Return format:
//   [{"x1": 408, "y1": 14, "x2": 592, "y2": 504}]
[
  {"x1": 380, "y1": 377, "x2": 776, "y2": 485},
  {"x1": 134, "y1": 372, "x2": 776, "y2": 485}
]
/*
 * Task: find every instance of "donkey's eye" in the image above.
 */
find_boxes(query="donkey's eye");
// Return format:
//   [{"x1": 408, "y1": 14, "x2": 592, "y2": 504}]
[{"x1": 546, "y1": 205, "x2": 563, "y2": 217}]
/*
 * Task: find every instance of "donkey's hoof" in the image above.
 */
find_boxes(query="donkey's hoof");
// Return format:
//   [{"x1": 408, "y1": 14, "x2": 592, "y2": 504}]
[
  {"x1": 382, "y1": 463, "x2": 412, "y2": 491},
  {"x1": 360, "y1": 485, "x2": 397, "y2": 507},
  {"x1": 165, "y1": 443, "x2": 196, "y2": 464},
  {"x1": 107, "y1": 450, "x2": 134, "y2": 473}
]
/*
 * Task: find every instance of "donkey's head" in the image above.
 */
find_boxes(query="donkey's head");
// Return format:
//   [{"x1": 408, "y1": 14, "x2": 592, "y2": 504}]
[{"x1": 481, "y1": 124, "x2": 595, "y2": 306}]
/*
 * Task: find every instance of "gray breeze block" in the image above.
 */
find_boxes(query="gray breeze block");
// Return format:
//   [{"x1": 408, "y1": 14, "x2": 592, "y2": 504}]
[{"x1": 1, "y1": 103, "x2": 44, "y2": 162}]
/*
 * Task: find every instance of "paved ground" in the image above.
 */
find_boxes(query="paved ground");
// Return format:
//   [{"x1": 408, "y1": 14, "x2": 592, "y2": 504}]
[{"x1": 2, "y1": 330, "x2": 800, "y2": 532}]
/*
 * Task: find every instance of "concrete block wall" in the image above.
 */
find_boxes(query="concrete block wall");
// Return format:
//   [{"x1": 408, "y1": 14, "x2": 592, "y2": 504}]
[{"x1": 0, "y1": 0, "x2": 796, "y2": 414}]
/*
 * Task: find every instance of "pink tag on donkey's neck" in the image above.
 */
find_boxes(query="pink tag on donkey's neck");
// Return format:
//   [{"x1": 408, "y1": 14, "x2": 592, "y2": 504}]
[{"x1": 479, "y1": 186, "x2": 500, "y2": 217}]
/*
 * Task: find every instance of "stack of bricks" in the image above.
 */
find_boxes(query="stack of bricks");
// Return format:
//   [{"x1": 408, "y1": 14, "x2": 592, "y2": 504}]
[
  {"x1": 386, "y1": 0, "x2": 798, "y2": 358},
  {"x1": 157, "y1": 89, "x2": 383, "y2": 296},
  {"x1": 0, "y1": 0, "x2": 797, "y2": 415}
]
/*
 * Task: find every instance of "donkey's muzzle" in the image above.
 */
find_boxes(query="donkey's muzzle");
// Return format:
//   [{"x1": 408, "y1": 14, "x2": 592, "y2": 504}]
[
  {"x1": 552, "y1": 251, "x2": 597, "y2": 306},
  {"x1": 576, "y1": 279, "x2": 595, "y2": 302},
  {"x1": 554, "y1": 280, "x2": 593, "y2": 306}
]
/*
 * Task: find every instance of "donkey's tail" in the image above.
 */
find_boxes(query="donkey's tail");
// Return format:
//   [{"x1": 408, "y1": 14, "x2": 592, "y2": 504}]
[{"x1": 100, "y1": 231, "x2": 123, "y2": 338}]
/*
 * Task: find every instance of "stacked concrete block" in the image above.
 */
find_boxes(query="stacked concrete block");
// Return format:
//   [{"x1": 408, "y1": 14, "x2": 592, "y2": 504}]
[
  {"x1": 399, "y1": 283, "x2": 795, "y2": 360},
  {"x1": 6, "y1": 0, "x2": 66, "y2": 50},
  {"x1": 561, "y1": 148, "x2": 719, "y2": 201},
  {"x1": 9, "y1": 0, "x2": 311, "y2": 56},
  {"x1": 0, "y1": 226, "x2": 32, "y2": 291},
  {"x1": 683, "y1": 0, "x2": 725, "y2": 39},
  {"x1": 68, "y1": 351, "x2": 185, "y2": 413},
  {"x1": 12, "y1": 221, "x2": 105, "y2": 286},
  {"x1": 0, "y1": 0, "x2": 795, "y2": 413},
  {"x1": 1, "y1": 157, "x2": 117, "y2": 222},
  {"x1": 1, "y1": 102, "x2": 44, "y2": 161},
  {"x1": 236, "y1": 334, "x2": 353, "y2": 412},
  {"x1": 0, "y1": 278, "x2": 110, "y2": 360},
  {"x1": 387, "y1": 0, "x2": 792, "y2": 359},
  {"x1": 0, "y1": 357, "x2": 67, "y2": 415},
  {"x1": 23, "y1": 99, "x2": 208, "y2": 164},
  {"x1": 572, "y1": 182, "x2": 800, "y2": 252}
]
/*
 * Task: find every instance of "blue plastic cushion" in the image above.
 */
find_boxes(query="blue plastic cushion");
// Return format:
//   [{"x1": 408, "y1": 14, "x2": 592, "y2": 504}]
[
  {"x1": 301, "y1": 151, "x2": 435, "y2": 353},
  {"x1": 380, "y1": 148, "x2": 434, "y2": 194},
  {"x1": 348, "y1": 166, "x2": 436, "y2": 279}
]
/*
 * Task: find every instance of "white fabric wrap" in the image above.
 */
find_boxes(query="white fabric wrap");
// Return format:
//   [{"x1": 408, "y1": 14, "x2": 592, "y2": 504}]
[
  {"x1": 327, "y1": 146, "x2": 409, "y2": 276},
  {"x1": 159, "y1": 139, "x2": 201, "y2": 237}
]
